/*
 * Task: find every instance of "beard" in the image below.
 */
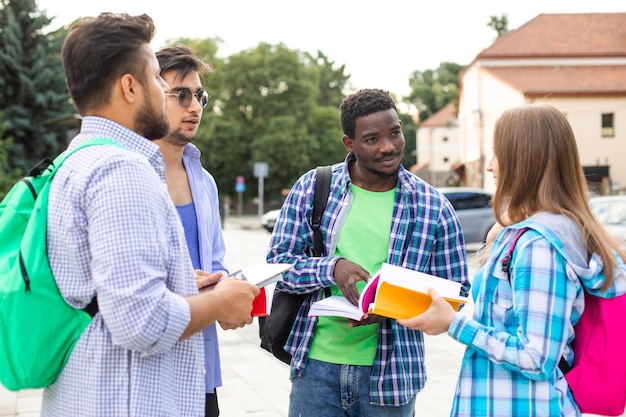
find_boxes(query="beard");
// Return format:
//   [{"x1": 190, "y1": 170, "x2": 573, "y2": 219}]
[
  {"x1": 135, "y1": 99, "x2": 170, "y2": 140},
  {"x1": 366, "y1": 164, "x2": 401, "y2": 180},
  {"x1": 366, "y1": 150, "x2": 405, "y2": 179},
  {"x1": 165, "y1": 127, "x2": 195, "y2": 147}
]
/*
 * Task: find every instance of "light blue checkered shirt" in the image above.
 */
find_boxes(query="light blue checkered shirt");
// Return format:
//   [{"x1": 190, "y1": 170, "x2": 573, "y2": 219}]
[
  {"x1": 42, "y1": 117, "x2": 205, "y2": 416},
  {"x1": 448, "y1": 219, "x2": 626, "y2": 416}
]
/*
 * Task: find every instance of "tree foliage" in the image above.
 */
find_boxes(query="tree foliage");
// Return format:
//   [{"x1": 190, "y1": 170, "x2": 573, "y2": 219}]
[
  {"x1": 177, "y1": 41, "x2": 348, "y2": 205},
  {"x1": 0, "y1": 2, "x2": 453, "y2": 205},
  {"x1": 407, "y1": 62, "x2": 463, "y2": 123},
  {"x1": 488, "y1": 14, "x2": 510, "y2": 38},
  {"x1": 0, "y1": 0, "x2": 74, "y2": 171},
  {"x1": 398, "y1": 113, "x2": 417, "y2": 170},
  {"x1": 0, "y1": 114, "x2": 23, "y2": 199}
]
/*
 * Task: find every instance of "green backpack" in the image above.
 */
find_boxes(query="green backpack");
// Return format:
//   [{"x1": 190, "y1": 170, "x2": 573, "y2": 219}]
[{"x1": 0, "y1": 137, "x2": 119, "y2": 390}]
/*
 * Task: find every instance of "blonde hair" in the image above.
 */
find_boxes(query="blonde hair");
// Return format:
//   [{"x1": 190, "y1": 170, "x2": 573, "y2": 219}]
[{"x1": 491, "y1": 104, "x2": 622, "y2": 291}]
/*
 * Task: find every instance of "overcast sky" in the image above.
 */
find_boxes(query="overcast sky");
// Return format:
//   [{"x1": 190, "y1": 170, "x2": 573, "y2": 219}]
[{"x1": 36, "y1": 0, "x2": 625, "y2": 97}]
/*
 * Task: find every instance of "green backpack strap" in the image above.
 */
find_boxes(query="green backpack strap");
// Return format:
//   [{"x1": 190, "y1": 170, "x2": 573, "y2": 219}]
[{"x1": 31, "y1": 137, "x2": 121, "y2": 178}]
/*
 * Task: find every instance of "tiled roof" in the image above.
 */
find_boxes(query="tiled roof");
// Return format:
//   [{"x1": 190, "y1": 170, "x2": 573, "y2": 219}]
[
  {"x1": 484, "y1": 65, "x2": 626, "y2": 96},
  {"x1": 419, "y1": 103, "x2": 457, "y2": 127},
  {"x1": 478, "y1": 13, "x2": 626, "y2": 59}
]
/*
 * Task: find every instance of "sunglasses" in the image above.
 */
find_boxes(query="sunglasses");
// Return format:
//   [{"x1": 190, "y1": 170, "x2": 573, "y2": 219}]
[{"x1": 165, "y1": 88, "x2": 210, "y2": 108}]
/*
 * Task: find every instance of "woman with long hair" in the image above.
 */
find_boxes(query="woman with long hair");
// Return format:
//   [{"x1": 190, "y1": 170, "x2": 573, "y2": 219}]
[{"x1": 399, "y1": 104, "x2": 626, "y2": 416}]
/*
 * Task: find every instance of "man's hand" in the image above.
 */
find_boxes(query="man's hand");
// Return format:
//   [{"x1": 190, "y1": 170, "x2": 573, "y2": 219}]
[
  {"x1": 333, "y1": 259, "x2": 370, "y2": 306},
  {"x1": 210, "y1": 278, "x2": 260, "y2": 328},
  {"x1": 181, "y1": 273, "x2": 260, "y2": 340},
  {"x1": 348, "y1": 314, "x2": 386, "y2": 327},
  {"x1": 194, "y1": 269, "x2": 222, "y2": 291}
]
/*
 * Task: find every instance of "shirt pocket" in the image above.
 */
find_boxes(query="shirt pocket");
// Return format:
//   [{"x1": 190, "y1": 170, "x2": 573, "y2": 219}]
[{"x1": 484, "y1": 264, "x2": 516, "y2": 328}]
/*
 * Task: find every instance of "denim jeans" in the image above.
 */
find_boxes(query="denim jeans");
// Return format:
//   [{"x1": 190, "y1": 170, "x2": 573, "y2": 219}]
[{"x1": 289, "y1": 359, "x2": 416, "y2": 417}]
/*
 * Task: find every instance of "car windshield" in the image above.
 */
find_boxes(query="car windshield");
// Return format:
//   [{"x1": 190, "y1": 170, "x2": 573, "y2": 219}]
[{"x1": 589, "y1": 199, "x2": 626, "y2": 226}]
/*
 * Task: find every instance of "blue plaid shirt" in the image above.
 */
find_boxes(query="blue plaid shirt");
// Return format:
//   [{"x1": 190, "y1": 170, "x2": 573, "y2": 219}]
[
  {"x1": 448, "y1": 216, "x2": 626, "y2": 416},
  {"x1": 267, "y1": 153, "x2": 469, "y2": 406}
]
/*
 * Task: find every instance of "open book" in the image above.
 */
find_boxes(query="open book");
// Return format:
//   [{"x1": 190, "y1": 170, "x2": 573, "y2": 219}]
[{"x1": 308, "y1": 263, "x2": 468, "y2": 320}]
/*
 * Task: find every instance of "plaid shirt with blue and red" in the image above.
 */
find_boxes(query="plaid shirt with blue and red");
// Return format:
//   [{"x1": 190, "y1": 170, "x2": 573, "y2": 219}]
[{"x1": 267, "y1": 153, "x2": 469, "y2": 406}]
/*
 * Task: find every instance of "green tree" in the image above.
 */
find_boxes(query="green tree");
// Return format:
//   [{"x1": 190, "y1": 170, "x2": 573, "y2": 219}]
[
  {"x1": 0, "y1": 0, "x2": 75, "y2": 170},
  {"x1": 488, "y1": 14, "x2": 510, "y2": 38},
  {"x1": 399, "y1": 113, "x2": 417, "y2": 170},
  {"x1": 195, "y1": 42, "x2": 347, "y2": 205},
  {"x1": 0, "y1": 115, "x2": 23, "y2": 200},
  {"x1": 304, "y1": 50, "x2": 349, "y2": 108},
  {"x1": 160, "y1": 38, "x2": 403, "y2": 207},
  {"x1": 407, "y1": 62, "x2": 463, "y2": 123}
]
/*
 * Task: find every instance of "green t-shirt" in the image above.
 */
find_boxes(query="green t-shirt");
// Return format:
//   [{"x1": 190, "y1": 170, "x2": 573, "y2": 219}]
[{"x1": 308, "y1": 183, "x2": 395, "y2": 365}]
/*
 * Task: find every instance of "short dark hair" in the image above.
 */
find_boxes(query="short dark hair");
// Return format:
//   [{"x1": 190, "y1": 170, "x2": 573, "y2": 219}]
[
  {"x1": 339, "y1": 88, "x2": 397, "y2": 139},
  {"x1": 156, "y1": 46, "x2": 212, "y2": 80},
  {"x1": 62, "y1": 13, "x2": 156, "y2": 114}
]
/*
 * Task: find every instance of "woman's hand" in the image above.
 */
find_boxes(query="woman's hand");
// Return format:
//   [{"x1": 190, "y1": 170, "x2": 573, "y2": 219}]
[{"x1": 397, "y1": 288, "x2": 456, "y2": 335}]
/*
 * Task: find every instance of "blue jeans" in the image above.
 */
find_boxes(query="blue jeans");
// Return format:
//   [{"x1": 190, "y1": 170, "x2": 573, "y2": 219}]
[{"x1": 289, "y1": 359, "x2": 416, "y2": 417}]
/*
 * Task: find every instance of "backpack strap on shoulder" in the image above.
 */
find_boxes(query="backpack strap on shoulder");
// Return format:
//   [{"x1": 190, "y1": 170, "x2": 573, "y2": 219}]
[
  {"x1": 311, "y1": 166, "x2": 332, "y2": 258},
  {"x1": 501, "y1": 227, "x2": 529, "y2": 274},
  {"x1": 501, "y1": 227, "x2": 572, "y2": 375},
  {"x1": 29, "y1": 138, "x2": 120, "y2": 178}
]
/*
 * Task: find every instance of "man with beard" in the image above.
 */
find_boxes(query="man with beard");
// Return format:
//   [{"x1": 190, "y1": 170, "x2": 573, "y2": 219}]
[
  {"x1": 267, "y1": 88, "x2": 469, "y2": 416},
  {"x1": 43, "y1": 13, "x2": 259, "y2": 417},
  {"x1": 154, "y1": 46, "x2": 232, "y2": 417}
]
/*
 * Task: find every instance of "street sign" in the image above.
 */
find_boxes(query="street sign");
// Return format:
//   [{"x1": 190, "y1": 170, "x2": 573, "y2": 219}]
[
  {"x1": 235, "y1": 175, "x2": 245, "y2": 193},
  {"x1": 253, "y1": 162, "x2": 269, "y2": 218},
  {"x1": 253, "y1": 162, "x2": 268, "y2": 178}
]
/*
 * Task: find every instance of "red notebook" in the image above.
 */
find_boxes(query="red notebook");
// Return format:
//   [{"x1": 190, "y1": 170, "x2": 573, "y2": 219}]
[{"x1": 251, "y1": 283, "x2": 276, "y2": 317}]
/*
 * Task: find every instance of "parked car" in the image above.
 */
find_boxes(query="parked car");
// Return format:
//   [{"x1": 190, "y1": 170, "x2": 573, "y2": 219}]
[
  {"x1": 261, "y1": 209, "x2": 281, "y2": 232},
  {"x1": 588, "y1": 195, "x2": 626, "y2": 249},
  {"x1": 437, "y1": 187, "x2": 496, "y2": 244},
  {"x1": 262, "y1": 187, "x2": 496, "y2": 244}
]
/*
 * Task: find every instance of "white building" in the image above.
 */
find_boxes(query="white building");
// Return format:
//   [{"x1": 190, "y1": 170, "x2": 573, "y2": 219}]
[
  {"x1": 415, "y1": 103, "x2": 464, "y2": 186},
  {"x1": 458, "y1": 13, "x2": 626, "y2": 194}
]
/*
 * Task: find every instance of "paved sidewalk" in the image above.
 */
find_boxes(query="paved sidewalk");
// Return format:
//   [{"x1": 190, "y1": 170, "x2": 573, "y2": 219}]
[{"x1": 213, "y1": 317, "x2": 469, "y2": 417}]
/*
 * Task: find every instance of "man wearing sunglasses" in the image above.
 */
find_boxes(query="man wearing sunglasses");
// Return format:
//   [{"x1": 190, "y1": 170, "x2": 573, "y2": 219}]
[{"x1": 155, "y1": 46, "x2": 232, "y2": 417}]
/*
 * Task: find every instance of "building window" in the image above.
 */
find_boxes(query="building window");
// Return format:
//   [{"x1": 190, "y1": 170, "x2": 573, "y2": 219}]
[
  {"x1": 602, "y1": 113, "x2": 614, "y2": 138},
  {"x1": 442, "y1": 136, "x2": 449, "y2": 142},
  {"x1": 443, "y1": 157, "x2": 449, "y2": 163}
]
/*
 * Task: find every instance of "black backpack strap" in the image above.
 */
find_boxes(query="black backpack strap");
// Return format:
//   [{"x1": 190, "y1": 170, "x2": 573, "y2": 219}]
[
  {"x1": 311, "y1": 166, "x2": 332, "y2": 257},
  {"x1": 558, "y1": 356, "x2": 572, "y2": 375}
]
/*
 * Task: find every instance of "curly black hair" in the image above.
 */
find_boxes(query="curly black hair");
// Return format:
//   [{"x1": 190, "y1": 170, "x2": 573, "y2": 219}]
[{"x1": 339, "y1": 88, "x2": 397, "y2": 139}]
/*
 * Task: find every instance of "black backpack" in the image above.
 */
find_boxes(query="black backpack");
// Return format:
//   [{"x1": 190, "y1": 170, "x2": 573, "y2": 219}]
[{"x1": 258, "y1": 166, "x2": 332, "y2": 364}]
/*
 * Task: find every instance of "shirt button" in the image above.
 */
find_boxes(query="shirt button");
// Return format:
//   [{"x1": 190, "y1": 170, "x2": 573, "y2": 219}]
[{"x1": 202, "y1": 368, "x2": 206, "y2": 375}]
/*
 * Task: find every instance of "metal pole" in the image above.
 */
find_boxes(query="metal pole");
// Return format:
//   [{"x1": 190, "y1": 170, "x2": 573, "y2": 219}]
[{"x1": 258, "y1": 175, "x2": 264, "y2": 218}]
